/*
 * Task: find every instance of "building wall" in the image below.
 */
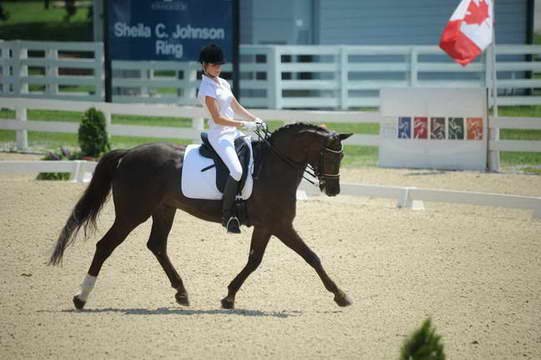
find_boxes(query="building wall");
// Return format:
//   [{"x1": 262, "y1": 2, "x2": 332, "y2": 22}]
[
  {"x1": 317, "y1": 0, "x2": 529, "y2": 45},
  {"x1": 240, "y1": 0, "x2": 531, "y2": 45},
  {"x1": 240, "y1": 0, "x2": 315, "y2": 44}
]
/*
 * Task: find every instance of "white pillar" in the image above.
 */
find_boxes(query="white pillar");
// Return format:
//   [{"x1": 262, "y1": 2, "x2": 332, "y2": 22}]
[
  {"x1": 192, "y1": 117, "x2": 204, "y2": 144},
  {"x1": 15, "y1": 106, "x2": 28, "y2": 151}
]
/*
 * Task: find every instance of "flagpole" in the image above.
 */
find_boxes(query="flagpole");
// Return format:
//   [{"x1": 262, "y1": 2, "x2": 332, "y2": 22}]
[{"x1": 488, "y1": 0, "x2": 500, "y2": 171}]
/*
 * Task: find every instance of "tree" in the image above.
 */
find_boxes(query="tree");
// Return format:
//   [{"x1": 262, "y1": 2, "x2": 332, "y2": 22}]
[{"x1": 400, "y1": 318, "x2": 446, "y2": 360}]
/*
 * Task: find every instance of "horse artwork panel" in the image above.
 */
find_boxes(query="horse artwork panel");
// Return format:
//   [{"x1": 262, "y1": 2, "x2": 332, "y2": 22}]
[{"x1": 49, "y1": 123, "x2": 353, "y2": 310}]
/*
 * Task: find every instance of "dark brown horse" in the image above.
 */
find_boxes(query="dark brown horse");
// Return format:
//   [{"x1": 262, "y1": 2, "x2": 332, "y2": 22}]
[{"x1": 49, "y1": 123, "x2": 353, "y2": 310}]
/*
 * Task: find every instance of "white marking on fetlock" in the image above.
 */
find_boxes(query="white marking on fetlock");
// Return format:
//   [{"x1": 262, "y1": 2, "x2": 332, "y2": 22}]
[{"x1": 78, "y1": 274, "x2": 97, "y2": 302}]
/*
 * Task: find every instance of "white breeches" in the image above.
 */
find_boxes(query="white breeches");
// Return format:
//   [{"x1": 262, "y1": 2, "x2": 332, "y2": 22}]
[{"x1": 207, "y1": 130, "x2": 243, "y2": 181}]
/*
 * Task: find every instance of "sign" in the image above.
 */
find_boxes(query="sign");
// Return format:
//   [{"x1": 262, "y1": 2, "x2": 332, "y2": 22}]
[
  {"x1": 379, "y1": 88, "x2": 488, "y2": 171},
  {"x1": 108, "y1": 0, "x2": 233, "y2": 61}
]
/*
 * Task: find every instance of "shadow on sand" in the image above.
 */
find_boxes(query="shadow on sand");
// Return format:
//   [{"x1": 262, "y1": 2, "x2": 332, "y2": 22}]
[{"x1": 43, "y1": 307, "x2": 302, "y2": 318}]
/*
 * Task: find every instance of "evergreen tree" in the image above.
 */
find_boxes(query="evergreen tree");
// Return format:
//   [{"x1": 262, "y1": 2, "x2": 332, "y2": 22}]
[
  {"x1": 400, "y1": 318, "x2": 445, "y2": 360},
  {"x1": 78, "y1": 108, "x2": 110, "y2": 157}
]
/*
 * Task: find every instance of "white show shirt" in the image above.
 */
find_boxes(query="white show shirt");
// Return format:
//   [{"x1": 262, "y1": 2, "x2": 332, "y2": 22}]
[{"x1": 198, "y1": 74, "x2": 236, "y2": 132}]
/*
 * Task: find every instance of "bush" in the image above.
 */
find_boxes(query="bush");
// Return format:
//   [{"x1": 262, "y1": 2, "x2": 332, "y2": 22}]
[
  {"x1": 400, "y1": 318, "x2": 446, "y2": 360},
  {"x1": 36, "y1": 146, "x2": 78, "y2": 181},
  {"x1": 78, "y1": 107, "x2": 110, "y2": 157}
]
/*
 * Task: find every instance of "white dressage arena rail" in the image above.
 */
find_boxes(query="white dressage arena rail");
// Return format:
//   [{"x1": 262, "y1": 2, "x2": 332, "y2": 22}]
[
  {"x1": 298, "y1": 181, "x2": 541, "y2": 220},
  {"x1": 0, "y1": 160, "x2": 96, "y2": 183},
  {"x1": 1, "y1": 159, "x2": 539, "y2": 219}
]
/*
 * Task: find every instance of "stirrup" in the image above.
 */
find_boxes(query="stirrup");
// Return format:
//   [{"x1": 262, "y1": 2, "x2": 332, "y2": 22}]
[{"x1": 225, "y1": 216, "x2": 241, "y2": 234}]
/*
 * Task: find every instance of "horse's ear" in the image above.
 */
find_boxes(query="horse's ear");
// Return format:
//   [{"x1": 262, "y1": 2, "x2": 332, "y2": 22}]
[{"x1": 339, "y1": 133, "x2": 353, "y2": 141}]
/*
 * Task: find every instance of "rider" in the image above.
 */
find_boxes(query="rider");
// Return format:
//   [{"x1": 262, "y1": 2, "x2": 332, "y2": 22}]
[{"x1": 197, "y1": 44, "x2": 264, "y2": 234}]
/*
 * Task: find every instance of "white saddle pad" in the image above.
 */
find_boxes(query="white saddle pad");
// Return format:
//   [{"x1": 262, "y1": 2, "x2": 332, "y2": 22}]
[{"x1": 181, "y1": 143, "x2": 254, "y2": 200}]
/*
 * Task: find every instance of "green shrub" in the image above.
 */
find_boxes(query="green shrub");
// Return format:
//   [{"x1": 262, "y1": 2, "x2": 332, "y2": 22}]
[
  {"x1": 36, "y1": 146, "x2": 76, "y2": 181},
  {"x1": 400, "y1": 318, "x2": 446, "y2": 360},
  {"x1": 78, "y1": 107, "x2": 110, "y2": 157}
]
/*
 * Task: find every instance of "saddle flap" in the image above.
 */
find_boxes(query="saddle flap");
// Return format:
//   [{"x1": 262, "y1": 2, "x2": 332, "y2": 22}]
[{"x1": 196, "y1": 132, "x2": 252, "y2": 194}]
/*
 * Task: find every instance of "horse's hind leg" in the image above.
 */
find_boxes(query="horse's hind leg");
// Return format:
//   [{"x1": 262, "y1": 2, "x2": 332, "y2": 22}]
[
  {"x1": 275, "y1": 226, "x2": 352, "y2": 307},
  {"x1": 221, "y1": 226, "x2": 271, "y2": 309},
  {"x1": 146, "y1": 205, "x2": 189, "y2": 306},
  {"x1": 73, "y1": 219, "x2": 139, "y2": 310}
]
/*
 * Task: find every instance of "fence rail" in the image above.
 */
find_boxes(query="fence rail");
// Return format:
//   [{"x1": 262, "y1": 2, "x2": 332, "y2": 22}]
[
  {"x1": 298, "y1": 181, "x2": 541, "y2": 219},
  {"x1": 0, "y1": 98, "x2": 540, "y2": 170},
  {"x1": 0, "y1": 40, "x2": 103, "y2": 101},
  {"x1": 0, "y1": 160, "x2": 96, "y2": 183},
  {"x1": 2, "y1": 41, "x2": 541, "y2": 108}
]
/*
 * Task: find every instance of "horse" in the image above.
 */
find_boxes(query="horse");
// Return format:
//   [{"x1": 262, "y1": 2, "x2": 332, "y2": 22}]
[{"x1": 49, "y1": 122, "x2": 353, "y2": 310}]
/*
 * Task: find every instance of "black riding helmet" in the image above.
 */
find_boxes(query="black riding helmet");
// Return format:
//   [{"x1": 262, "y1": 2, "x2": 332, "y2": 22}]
[{"x1": 199, "y1": 44, "x2": 225, "y2": 65}]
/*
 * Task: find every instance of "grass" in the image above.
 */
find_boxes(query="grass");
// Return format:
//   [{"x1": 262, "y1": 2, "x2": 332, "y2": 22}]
[{"x1": 0, "y1": 1, "x2": 92, "y2": 41}]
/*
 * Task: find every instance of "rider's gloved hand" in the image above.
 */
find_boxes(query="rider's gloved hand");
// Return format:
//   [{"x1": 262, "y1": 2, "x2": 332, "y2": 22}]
[
  {"x1": 255, "y1": 118, "x2": 267, "y2": 130},
  {"x1": 241, "y1": 121, "x2": 257, "y2": 130}
]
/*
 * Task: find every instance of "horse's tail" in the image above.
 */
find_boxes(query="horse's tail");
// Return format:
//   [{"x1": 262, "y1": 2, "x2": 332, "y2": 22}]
[{"x1": 48, "y1": 149, "x2": 128, "y2": 266}]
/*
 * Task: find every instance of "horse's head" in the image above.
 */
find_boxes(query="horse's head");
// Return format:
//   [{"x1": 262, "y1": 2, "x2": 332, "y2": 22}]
[{"x1": 295, "y1": 127, "x2": 352, "y2": 197}]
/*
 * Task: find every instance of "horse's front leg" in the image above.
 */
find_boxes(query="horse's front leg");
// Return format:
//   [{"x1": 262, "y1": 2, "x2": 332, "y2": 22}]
[
  {"x1": 275, "y1": 225, "x2": 352, "y2": 307},
  {"x1": 221, "y1": 226, "x2": 271, "y2": 309}
]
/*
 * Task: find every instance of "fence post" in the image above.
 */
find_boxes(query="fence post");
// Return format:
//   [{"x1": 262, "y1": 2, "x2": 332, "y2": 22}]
[
  {"x1": 95, "y1": 42, "x2": 105, "y2": 100},
  {"x1": 185, "y1": 61, "x2": 199, "y2": 101},
  {"x1": 269, "y1": 47, "x2": 282, "y2": 109},
  {"x1": 15, "y1": 106, "x2": 28, "y2": 151},
  {"x1": 409, "y1": 47, "x2": 418, "y2": 87},
  {"x1": 486, "y1": 45, "x2": 500, "y2": 172},
  {"x1": 487, "y1": 119, "x2": 500, "y2": 171},
  {"x1": 11, "y1": 41, "x2": 22, "y2": 96},
  {"x1": 397, "y1": 187, "x2": 425, "y2": 210},
  {"x1": 104, "y1": 110, "x2": 112, "y2": 140},
  {"x1": 18, "y1": 43, "x2": 29, "y2": 95},
  {"x1": 192, "y1": 117, "x2": 204, "y2": 144},
  {"x1": 69, "y1": 160, "x2": 82, "y2": 182},
  {"x1": 46, "y1": 47, "x2": 59, "y2": 96},
  {"x1": 0, "y1": 41, "x2": 7, "y2": 94},
  {"x1": 339, "y1": 46, "x2": 348, "y2": 110}
]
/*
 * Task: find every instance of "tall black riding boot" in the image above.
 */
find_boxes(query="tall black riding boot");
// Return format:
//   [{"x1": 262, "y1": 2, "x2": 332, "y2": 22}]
[{"x1": 222, "y1": 176, "x2": 241, "y2": 234}]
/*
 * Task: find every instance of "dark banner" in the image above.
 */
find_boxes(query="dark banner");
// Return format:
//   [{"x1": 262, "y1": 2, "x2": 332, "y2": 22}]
[{"x1": 108, "y1": 0, "x2": 233, "y2": 61}]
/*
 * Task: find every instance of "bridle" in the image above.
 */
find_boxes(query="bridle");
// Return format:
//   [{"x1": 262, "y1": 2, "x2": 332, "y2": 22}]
[
  {"x1": 255, "y1": 126, "x2": 344, "y2": 187},
  {"x1": 315, "y1": 144, "x2": 343, "y2": 180}
]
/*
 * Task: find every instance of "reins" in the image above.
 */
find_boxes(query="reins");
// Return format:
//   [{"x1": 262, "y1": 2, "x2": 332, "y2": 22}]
[{"x1": 254, "y1": 126, "x2": 343, "y2": 187}]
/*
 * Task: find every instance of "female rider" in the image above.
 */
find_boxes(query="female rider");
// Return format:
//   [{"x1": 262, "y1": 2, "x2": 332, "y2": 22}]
[{"x1": 197, "y1": 44, "x2": 264, "y2": 234}]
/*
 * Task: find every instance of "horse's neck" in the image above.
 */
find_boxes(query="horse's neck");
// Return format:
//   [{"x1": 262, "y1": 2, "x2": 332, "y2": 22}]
[{"x1": 262, "y1": 134, "x2": 307, "y2": 187}]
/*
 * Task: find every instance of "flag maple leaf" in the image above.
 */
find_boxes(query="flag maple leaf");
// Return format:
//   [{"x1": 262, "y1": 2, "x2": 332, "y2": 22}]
[{"x1": 464, "y1": 0, "x2": 490, "y2": 25}]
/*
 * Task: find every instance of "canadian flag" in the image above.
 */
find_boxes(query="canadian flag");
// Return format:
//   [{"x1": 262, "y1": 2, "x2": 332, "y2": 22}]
[{"x1": 439, "y1": 0, "x2": 493, "y2": 66}]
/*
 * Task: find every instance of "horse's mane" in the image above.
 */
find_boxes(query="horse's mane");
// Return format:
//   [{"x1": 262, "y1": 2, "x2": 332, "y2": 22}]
[{"x1": 269, "y1": 122, "x2": 330, "y2": 144}]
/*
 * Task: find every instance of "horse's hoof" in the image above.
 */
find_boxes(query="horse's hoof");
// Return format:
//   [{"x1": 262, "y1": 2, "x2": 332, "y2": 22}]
[
  {"x1": 334, "y1": 293, "x2": 352, "y2": 307},
  {"x1": 221, "y1": 297, "x2": 235, "y2": 309},
  {"x1": 175, "y1": 292, "x2": 190, "y2": 306},
  {"x1": 73, "y1": 295, "x2": 86, "y2": 310}
]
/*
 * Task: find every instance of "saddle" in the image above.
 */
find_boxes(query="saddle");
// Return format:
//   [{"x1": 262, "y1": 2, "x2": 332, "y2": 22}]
[
  {"x1": 195, "y1": 133, "x2": 268, "y2": 227},
  {"x1": 198, "y1": 133, "x2": 251, "y2": 194}
]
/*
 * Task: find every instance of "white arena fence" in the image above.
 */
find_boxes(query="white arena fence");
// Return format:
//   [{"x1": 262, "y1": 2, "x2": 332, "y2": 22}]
[
  {"x1": 2, "y1": 41, "x2": 541, "y2": 108},
  {"x1": 0, "y1": 97, "x2": 540, "y2": 169},
  {"x1": 0, "y1": 160, "x2": 96, "y2": 183}
]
